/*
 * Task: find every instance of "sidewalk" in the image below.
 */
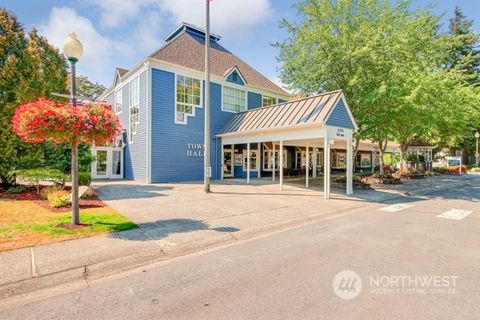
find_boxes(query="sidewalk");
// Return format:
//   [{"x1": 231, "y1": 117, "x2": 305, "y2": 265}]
[{"x1": 0, "y1": 174, "x2": 471, "y2": 299}]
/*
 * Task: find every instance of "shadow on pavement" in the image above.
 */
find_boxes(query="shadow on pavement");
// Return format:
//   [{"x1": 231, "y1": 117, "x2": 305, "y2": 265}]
[
  {"x1": 108, "y1": 218, "x2": 240, "y2": 241},
  {"x1": 95, "y1": 184, "x2": 174, "y2": 200}
]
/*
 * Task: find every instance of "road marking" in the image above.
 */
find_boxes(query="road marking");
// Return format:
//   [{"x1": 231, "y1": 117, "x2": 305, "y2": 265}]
[
  {"x1": 436, "y1": 209, "x2": 472, "y2": 221},
  {"x1": 379, "y1": 203, "x2": 414, "y2": 213}
]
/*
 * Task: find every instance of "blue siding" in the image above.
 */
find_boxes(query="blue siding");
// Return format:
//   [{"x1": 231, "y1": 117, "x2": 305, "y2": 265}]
[
  {"x1": 226, "y1": 70, "x2": 244, "y2": 86},
  {"x1": 326, "y1": 98, "x2": 355, "y2": 129},
  {"x1": 247, "y1": 92, "x2": 262, "y2": 109},
  {"x1": 121, "y1": 71, "x2": 148, "y2": 181},
  {"x1": 151, "y1": 68, "x2": 235, "y2": 182}
]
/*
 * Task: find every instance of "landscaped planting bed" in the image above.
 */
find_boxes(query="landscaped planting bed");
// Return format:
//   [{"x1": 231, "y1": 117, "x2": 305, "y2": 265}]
[{"x1": 0, "y1": 186, "x2": 136, "y2": 252}]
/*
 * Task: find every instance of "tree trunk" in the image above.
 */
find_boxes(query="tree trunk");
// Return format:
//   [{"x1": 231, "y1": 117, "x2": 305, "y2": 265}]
[
  {"x1": 400, "y1": 143, "x2": 409, "y2": 170},
  {"x1": 377, "y1": 140, "x2": 388, "y2": 175}
]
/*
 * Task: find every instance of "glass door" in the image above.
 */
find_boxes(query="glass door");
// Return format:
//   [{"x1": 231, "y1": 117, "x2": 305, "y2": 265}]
[
  {"x1": 223, "y1": 149, "x2": 233, "y2": 177},
  {"x1": 95, "y1": 150, "x2": 108, "y2": 177},
  {"x1": 92, "y1": 147, "x2": 123, "y2": 179},
  {"x1": 110, "y1": 149, "x2": 123, "y2": 178}
]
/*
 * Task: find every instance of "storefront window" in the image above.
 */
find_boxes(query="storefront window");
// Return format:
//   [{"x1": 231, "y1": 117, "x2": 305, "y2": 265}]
[
  {"x1": 243, "y1": 150, "x2": 258, "y2": 171},
  {"x1": 262, "y1": 150, "x2": 287, "y2": 170},
  {"x1": 333, "y1": 152, "x2": 347, "y2": 168}
]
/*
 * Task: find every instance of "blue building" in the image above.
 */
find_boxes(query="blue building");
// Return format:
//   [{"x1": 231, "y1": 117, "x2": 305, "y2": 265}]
[{"x1": 94, "y1": 23, "x2": 396, "y2": 193}]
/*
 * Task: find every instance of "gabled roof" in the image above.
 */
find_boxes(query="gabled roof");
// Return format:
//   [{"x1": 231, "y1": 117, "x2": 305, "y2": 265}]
[
  {"x1": 117, "y1": 68, "x2": 129, "y2": 77},
  {"x1": 113, "y1": 67, "x2": 129, "y2": 86},
  {"x1": 149, "y1": 27, "x2": 288, "y2": 96},
  {"x1": 218, "y1": 90, "x2": 354, "y2": 135},
  {"x1": 223, "y1": 65, "x2": 247, "y2": 85}
]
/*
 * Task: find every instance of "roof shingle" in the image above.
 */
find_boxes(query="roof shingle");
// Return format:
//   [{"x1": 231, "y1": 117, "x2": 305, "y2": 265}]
[{"x1": 150, "y1": 32, "x2": 288, "y2": 96}]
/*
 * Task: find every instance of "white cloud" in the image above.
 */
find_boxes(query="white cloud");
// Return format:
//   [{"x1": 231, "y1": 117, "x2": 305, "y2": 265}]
[
  {"x1": 85, "y1": 0, "x2": 154, "y2": 28},
  {"x1": 39, "y1": 7, "x2": 126, "y2": 85},
  {"x1": 158, "y1": 0, "x2": 274, "y2": 37}
]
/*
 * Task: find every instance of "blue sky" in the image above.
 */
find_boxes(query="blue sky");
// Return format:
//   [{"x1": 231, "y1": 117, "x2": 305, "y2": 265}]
[{"x1": 3, "y1": 0, "x2": 480, "y2": 89}]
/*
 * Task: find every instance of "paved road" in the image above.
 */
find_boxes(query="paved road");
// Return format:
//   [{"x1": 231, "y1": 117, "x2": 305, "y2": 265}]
[{"x1": 1, "y1": 176, "x2": 479, "y2": 319}]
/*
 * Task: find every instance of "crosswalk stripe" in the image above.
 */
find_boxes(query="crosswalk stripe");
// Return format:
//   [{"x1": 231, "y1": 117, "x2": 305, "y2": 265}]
[
  {"x1": 436, "y1": 209, "x2": 472, "y2": 221},
  {"x1": 379, "y1": 203, "x2": 414, "y2": 213}
]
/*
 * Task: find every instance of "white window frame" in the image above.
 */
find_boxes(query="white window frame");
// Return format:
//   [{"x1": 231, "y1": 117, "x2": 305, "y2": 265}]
[
  {"x1": 332, "y1": 152, "x2": 347, "y2": 169},
  {"x1": 262, "y1": 95, "x2": 277, "y2": 107},
  {"x1": 262, "y1": 150, "x2": 287, "y2": 171},
  {"x1": 242, "y1": 149, "x2": 260, "y2": 172},
  {"x1": 129, "y1": 76, "x2": 140, "y2": 143},
  {"x1": 357, "y1": 153, "x2": 372, "y2": 168},
  {"x1": 222, "y1": 86, "x2": 247, "y2": 113},
  {"x1": 115, "y1": 90, "x2": 123, "y2": 113},
  {"x1": 175, "y1": 74, "x2": 202, "y2": 125}
]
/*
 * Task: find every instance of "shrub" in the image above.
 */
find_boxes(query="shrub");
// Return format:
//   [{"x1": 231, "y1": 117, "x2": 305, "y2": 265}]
[
  {"x1": 40, "y1": 185, "x2": 63, "y2": 200},
  {"x1": 47, "y1": 190, "x2": 71, "y2": 208},
  {"x1": 6, "y1": 185, "x2": 26, "y2": 194},
  {"x1": 433, "y1": 166, "x2": 467, "y2": 174},
  {"x1": 14, "y1": 168, "x2": 67, "y2": 193},
  {"x1": 78, "y1": 172, "x2": 92, "y2": 186},
  {"x1": 407, "y1": 154, "x2": 425, "y2": 162}
]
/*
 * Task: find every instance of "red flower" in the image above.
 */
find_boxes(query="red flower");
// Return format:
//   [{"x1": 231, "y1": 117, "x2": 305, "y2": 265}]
[{"x1": 12, "y1": 97, "x2": 122, "y2": 145}]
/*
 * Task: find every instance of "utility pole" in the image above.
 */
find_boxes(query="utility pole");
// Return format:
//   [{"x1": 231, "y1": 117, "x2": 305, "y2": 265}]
[{"x1": 204, "y1": 0, "x2": 211, "y2": 192}]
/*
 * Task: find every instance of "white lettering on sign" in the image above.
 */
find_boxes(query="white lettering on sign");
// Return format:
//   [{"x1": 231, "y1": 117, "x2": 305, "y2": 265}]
[
  {"x1": 336, "y1": 128, "x2": 345, "y2": 137},
  {"x1": 186, "y1": 143, "x2": 205, "y2": 157}
]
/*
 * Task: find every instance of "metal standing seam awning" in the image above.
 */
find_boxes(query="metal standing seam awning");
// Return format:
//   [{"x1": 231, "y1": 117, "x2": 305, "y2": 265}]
[{"x1": 216, "y1": 90, "x2": 358, "y2": 198}]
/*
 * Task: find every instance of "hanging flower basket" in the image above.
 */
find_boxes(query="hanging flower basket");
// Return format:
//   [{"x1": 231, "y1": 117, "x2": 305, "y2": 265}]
[{"x1": 12, "y1": 98, "x2": 122, "y2": 145}]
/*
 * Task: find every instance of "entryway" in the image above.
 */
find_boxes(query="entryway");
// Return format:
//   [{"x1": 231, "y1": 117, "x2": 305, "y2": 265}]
[{"x1": 92, "y1": 147, "x2": 123, "y2": 179}]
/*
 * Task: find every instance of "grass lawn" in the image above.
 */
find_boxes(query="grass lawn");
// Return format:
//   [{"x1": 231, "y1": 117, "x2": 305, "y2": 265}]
[{"x1": 0, "y1": 198, "x2": 136, "y2": 252}]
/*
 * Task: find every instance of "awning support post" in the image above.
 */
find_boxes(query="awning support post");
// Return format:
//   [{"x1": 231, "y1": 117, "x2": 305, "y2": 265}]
[
  {"x1": 346, "y1": 137, "x2": 353, "y2": 195},
  {"x1": 279, "y1": 140, "x2": 284, "y2": 190},
  {"x1": 324, "y1": 138, "x2": 330, "y2": 199},
  {"x1": 221, "y1": 143, "x2": 224, "y2": 180},
  {"x1": 247, "y1": 142, "x2": 250, "y2": 184},
  {"x1": 306, "y1": 142, "x2": 310, "y2": 188},
  {"x1": 272, "y1": 142, "x2": 276, "y2": 182}
]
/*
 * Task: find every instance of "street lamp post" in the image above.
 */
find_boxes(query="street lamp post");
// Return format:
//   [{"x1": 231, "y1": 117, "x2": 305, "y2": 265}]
[
  {"x1": 475, "y1": 131, "x2": 480, "y2": 166},
  {"x1": 62, "y1": 33, "x2": 83, "y2": 225}
]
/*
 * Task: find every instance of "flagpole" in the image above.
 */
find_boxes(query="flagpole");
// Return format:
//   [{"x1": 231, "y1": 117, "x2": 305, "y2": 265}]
[{"x1": 204, "y1": 0, "x2": 211, "y2": 192}]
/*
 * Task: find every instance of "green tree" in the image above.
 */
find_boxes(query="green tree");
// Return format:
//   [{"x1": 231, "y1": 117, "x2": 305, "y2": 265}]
[
  {"x1": 75, "y1": 75, "x2": 106, "y2": 100},
  {"x1": 440, "y1": 7, "x2": 480, "y2": 162},
  {"x1": 0, "y1": 8, "x2": 68, "y2": 187},
  {"x1": 275, "y1": 0, "x2": 479, "y2": 170}
]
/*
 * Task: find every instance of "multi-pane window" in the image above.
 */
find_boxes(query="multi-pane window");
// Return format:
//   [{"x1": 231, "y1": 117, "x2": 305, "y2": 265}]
[
  {"x1": 262, "y1": 95, "x2": 277, "y2": 107},
  {"x1": 176, "y1": 75, "x2": 201, "y2": 124},
  {"x1": 243, "y1": 150, "x2": 258, "y2": 171},
  {"x1": 129, "y1": 77, "x2": 140, "y2": 142},
  {"x1": 223, "y1": 86, "x2": 246, "y2": 112},
  {"x1": 115, "y1": 90, "x2": 122, "y2": 113}
]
